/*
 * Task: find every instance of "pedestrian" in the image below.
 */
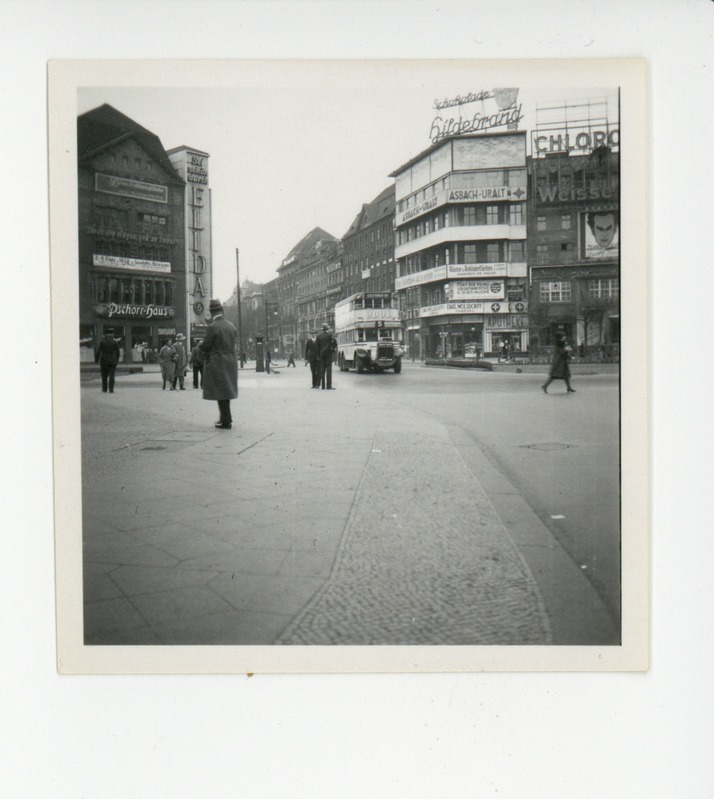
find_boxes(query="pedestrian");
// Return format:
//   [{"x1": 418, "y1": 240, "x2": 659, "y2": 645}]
[
  {"x1": 190, "y1": 339, "x2": 204, "y2": 388},
  {"x1": 158, "y1": 338, "x2": 177, "y2": 390},
  {"x1": 305, "y1": 330, "x2": 319, "y2": 388},
  {"x1": 315, "y1": 322, "x2": 337, "y2": 390},
  {"x1": 240, "y1": 351, "x2": 247, "y2": 369},
  {"x1": 541, "y1": 332, "x2": 576, "y2": 394},
  {"x1": 199, "y1": 298, "x2": 238, "y2": 429},
  {"x1": 95, "y1": 327, "x2": 120, "y2": 393},
  {"x1": 171, "y1": 333, "x2": 188, "y2": 390},
  {"x1": 265, "y1": 348, "x2": 272, "y2": 374},
  {"x1": 287, "y1": 350, "x2": 296, "y2": 367}
]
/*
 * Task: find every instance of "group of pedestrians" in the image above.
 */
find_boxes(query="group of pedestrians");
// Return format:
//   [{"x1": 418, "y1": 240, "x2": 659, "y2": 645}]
[{"x1": 304, "y1": 323, "x2": 337, "y2": 390}]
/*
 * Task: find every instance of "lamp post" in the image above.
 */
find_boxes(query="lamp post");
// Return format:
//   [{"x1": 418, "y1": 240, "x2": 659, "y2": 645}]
[
  {"x1": 235, "y1": 248, "x2": 244, "y2": 366},
  {"x1": 264, "y1": 300, "x2": 279, "y2": 367}
]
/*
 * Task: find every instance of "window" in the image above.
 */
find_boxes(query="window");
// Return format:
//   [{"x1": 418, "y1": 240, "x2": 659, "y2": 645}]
[
  {"x1": 507, "y1": 168, "x2": 526, "y2": 186},
  {"x1": 463, "y1": 244, "x2": 477, "y2": 264},
  {"x1": 540, "y1": 281, "x2": 572, "y2": 303},
  {"x1": 537, "y1": 215, "x2": 547, "y2": 231},
  {"x1": 509, "y1": 204, "x2": 523, "y2": 226},
  {"x1": 589, "y1": 278, "x2": 619, "y2": 299},
  {"x1": 486, "y1": 205, "x2": 499, "y2": 225},
  {"x1": 462, "y1": 206, "x2": 476, "y2": 226},
  {"x1": 509, "y1": 241, "x2": 525, "y2": 262},
  {"x1": 486, "y1": 243, "x2": 500, "y2": 262},
  {"x1": 561, "y1": 214, "x2": 572, "y2": 230},
  {"x1": 536, "y1": 244, "x2": 549, "y2": 264}
]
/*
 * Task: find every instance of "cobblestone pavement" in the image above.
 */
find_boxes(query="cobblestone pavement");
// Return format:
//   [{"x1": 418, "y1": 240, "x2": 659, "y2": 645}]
[{"x1": 278, "y1": 415, "x2": 551, "y2": 645}]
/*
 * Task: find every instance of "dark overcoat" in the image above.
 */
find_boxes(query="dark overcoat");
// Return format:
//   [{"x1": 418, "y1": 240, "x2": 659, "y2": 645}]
[
  {"x1": 199, "y1": 315, "x2": 238, "y2": 401},
  {"x1": 315, "y1": 330, "x2": 336, "y2": 363},
  {"x1": 305, "y1": 338, "x2": 318, "y2": 363},
  {"x1": 548, "y1": 342, "x2": 571, "y2": 380},
  {"x1": 96, "y1": 335, "x2": 120, "y2": 367}
]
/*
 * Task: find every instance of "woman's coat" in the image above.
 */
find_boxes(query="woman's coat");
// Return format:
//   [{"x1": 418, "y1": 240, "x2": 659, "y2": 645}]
[{"x1": 548, "y1": 341, "x2": 571, "y2": 380}]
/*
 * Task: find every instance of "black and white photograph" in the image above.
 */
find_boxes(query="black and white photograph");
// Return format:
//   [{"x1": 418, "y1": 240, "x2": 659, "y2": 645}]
[
  {"x1": 50, "y1": 58, "x2": 647, "y2": 673},
  {"x1": 7, "y1": 1, "x2": 714, "y2": 796}
]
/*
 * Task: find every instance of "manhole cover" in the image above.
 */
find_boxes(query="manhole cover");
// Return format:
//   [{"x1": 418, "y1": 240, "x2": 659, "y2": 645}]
[{"x1": 519, "y1": 442, "x2": 576, "y2": 451}]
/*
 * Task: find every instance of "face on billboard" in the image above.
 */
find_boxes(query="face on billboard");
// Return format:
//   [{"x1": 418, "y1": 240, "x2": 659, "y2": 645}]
[{"x1": 583, "y1": 210, "x2": 619, "y2": 258}]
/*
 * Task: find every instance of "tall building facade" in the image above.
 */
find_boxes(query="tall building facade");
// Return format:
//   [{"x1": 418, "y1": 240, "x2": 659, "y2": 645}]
[
  {"x1": 527, "y1": 142, "x2": 619, "y2": 359},
  {"x1": 341, "y1": 185, "x2": 395, "y2": 299},
  {"x1": 276, "y1": 228, "x2": 340, "y2": 355},
  {"x1": 78, "y1": 105, "x2": 186, "y2": 362},
  {"x1": 167, "y1": 147, "x2": 213, "y2": 346},
  {"x1": 391, "y1": 131, "x2": 529, "y2": 360}
]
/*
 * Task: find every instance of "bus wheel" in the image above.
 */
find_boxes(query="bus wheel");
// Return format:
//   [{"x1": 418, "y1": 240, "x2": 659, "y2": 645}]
[
  {"x1": 393, "y1": 359, "x2": 402, "y2": 374},
  {"x1": 356, "y1": 359, "x2": 364, "y2": 374}
]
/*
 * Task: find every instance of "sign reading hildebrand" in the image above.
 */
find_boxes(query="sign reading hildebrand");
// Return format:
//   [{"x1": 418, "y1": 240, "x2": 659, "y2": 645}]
[{"x1": 429, "y1": 87, "x2": 522, "y2": 144}]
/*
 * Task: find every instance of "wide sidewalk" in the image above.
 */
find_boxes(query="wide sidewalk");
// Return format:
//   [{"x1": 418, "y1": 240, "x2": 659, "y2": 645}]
[{"x1": 80, "y1": 360, "x2": 617, "y2": 646}]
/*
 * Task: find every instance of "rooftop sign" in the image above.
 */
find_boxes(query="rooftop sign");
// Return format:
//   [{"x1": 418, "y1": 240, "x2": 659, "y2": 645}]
[{"x1": 429, "y1": 88, "x2": 523, "y2": 144}]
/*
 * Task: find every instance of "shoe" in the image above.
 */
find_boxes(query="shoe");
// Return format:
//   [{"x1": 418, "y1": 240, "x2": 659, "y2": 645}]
[
  {"x1": 215, "y1": 422, "x2": 232, "y2": 429},
  {"x1": 328, "y1": 387, "x2": 336, "y2": 390},
  {"x1": 567, "y1": 388, "x2": 576, "y2": 393},
  {"x1": 102, "y1": 389, "x2": 107, "y2": 393},
  {"x1": 109, "y1": 390, "x2": 114, "y2": 393},
  {"x1": 541, "y1": 386, "x2": 547, "y2": 393},
  {"x1": 180, "y1": 387, "x2": 185, "y2": 390},
  {"x1": 170, "y1": 387, "x2": 176, "y2": 391}
]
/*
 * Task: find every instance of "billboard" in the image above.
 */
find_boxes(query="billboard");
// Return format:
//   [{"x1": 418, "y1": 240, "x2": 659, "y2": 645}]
[{"x1": 581, "y1": 209, "x2": 619, "y2": 260}]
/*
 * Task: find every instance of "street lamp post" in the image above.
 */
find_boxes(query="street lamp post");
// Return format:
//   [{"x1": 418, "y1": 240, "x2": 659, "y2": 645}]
[
  {"x1": 235, "y1": 248, "x2": 244, "y2": 366},
  {"x1": 264, "y1": 301, "x2": 279, "y2": 368}
]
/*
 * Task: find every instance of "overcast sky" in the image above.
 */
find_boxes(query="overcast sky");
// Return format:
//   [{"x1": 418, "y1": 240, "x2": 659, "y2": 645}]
[{"x1": 77, "y1": 62, "x2": 618, "y2": 300}]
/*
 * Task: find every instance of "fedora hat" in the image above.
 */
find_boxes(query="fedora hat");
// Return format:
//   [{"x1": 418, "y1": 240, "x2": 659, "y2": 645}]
[
  {"x1": 175, "y1": 333, "x2": 185, "y2": 340},
  {"x1": 208, "y1": 298, "x2": 223, "y2": 313}
]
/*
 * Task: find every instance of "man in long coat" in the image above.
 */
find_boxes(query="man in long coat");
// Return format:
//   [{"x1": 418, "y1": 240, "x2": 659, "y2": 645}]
[
  {"x1": 315, "y1": 322, "x2": 337, "y2": 390},
  {"x1": 304, "y1": 330, "x2": 319, "y2": 388},
  {"x1": 95, "y1": 327, "x2": 121, "y2": 393},
  {"x1": 199, "y1": 298, "x2": 238, "y2": 429},
  {"x1": 171, "y1": 333, "x2": 188, "y2": 390}
]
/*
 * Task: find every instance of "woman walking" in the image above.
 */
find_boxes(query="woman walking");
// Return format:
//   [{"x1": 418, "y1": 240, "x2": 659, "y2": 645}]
[{"x1": 541, "y1": 332, "x2": 576, "y2": 394}]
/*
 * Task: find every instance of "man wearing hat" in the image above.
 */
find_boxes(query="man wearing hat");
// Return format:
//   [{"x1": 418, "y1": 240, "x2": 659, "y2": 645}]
[
  {"x1": 315, "y1": 322, "x2": 337, "y2": 390},
  {"x1": 171, "y1": 333, "x2": 188, "y2": 391},
  {"x1": 95, "y1": 327, "x2": 121, "y2": 393},
  {"x1": 304, "y1": 330, "x2": 319, "y2": 388},
  {"x1": 199, "y1": 299, "x2": 238, "y2": 429}
]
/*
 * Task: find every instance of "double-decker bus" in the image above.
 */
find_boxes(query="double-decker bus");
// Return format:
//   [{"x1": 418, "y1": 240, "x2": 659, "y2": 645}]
[{"x1": 334, "y1": 292, "x2": 404, "y2": 373}]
